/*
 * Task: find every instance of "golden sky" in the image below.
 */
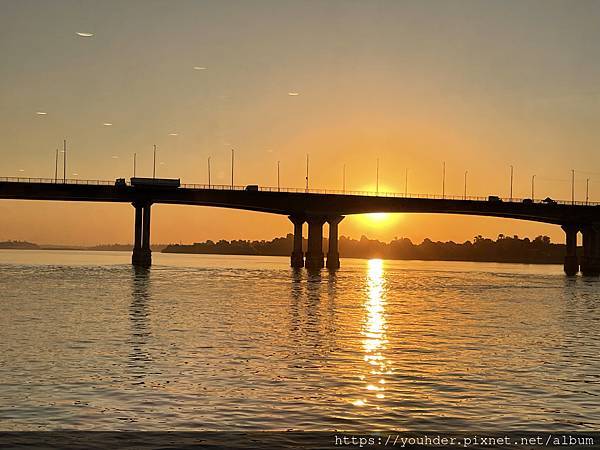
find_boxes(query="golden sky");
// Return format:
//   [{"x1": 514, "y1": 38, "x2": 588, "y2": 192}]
[{"x1": 2, "y1": 0, "x2": 600, "y2": 245}]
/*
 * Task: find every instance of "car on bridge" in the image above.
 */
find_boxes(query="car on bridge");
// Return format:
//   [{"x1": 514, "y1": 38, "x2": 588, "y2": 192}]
[
  {"x1": 542, "y1": 197, "x2": 557, "y2": 205},
  {"x1": 488, "y1": 195, "x2": 502, "y2": 202}
]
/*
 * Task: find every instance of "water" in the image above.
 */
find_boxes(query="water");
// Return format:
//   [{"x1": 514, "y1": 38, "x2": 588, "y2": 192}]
[{"x1": 1, "y1": 250, "x2": 599, "y2": 431}]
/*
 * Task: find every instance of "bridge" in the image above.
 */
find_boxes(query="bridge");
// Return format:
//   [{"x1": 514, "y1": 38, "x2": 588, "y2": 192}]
[{"x1": 1, "y1": 176, "x2": 599, "y2": 275}]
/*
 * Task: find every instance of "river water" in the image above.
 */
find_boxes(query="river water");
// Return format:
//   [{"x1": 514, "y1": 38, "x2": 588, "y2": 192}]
[{"x1": 0, "y1": 250, "x2": 599, "y2": 431}]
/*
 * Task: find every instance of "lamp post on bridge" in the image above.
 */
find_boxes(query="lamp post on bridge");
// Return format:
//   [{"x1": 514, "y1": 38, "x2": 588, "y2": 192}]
[
  {"x1": 509, "y1": 165, "x2": 513, "y2": 202},
  {"x1": 133, "y1": 153, "x2": 137, "y2": 177},
  {"x1": 464, "y1": 170, "x2": 468, "y2": 200},
  {"x1": 571, "y1": 169, "x2": 575, "y2": 205},
  {"x1": 404, "y1": 168, "x2": 408, "y2": 197},
  {"x1": 63, "y1": 139, "x2": 67, "y2": 183},
  {"x1": 231, "y1": 149, "x2": 235, "y2": 189},
  {"x1": 586, "y1": 178, "x2": 590, "y2": 205},
  {"x1": 277, "y1": 160, "x2": 280, "y2": 192},
  {"x1": 208, "y1": 156, "x2": 211, "y2": 188},
  {"x1": 442, "y1": 161, "x2": 446, "y2": 199},
  {"x1": 305, "y1": 154, "x2": 309, "y2": 192},
  {"x1": 531, "y1": 175, "x2": 535, "y2": 201},
  {"x1": 153, "y1": 145, "x2": 157, "y2": 179},
  {"x1": 376, "y1": 158, "x2": 379, "y2": 195},
  {"x1": 54, "y1": 148, "x2": 58, "y2": 183},
  {"x1": 342, "y1": 164, "x2": 346, "y2": 194}
]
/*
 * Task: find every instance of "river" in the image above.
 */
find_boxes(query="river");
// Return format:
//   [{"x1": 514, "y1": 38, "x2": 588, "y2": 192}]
[{"x1": 0, "y1": 250, "x2": 598, "y2": 431}]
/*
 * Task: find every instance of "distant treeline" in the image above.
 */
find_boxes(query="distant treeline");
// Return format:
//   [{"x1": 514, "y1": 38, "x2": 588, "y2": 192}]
[
  {"x1": 0, "y1": 240, "x2": 39, "y2": 249},
  {"x1": 163, "y1": 234, "x2": 567, "y2": 264},
  {"x1": 0, "y1": 242, "x2": 166, "y2": 251}
]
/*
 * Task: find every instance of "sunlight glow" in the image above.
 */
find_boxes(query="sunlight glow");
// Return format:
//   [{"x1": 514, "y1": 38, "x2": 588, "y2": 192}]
[
  {"x1": 361, "y1": 259, "x2": 390, "y2": 403},
  {"x1": 367, "y1": 213, "x2": 388, "y2": 222}
]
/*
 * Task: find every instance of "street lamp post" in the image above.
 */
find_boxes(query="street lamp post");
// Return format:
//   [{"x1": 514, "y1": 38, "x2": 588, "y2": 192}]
[
  {"x1": 133, "y1": 153, "x2": 137, "y2": 177},
  {"x1": 571, "y1": 169, "x2": 575, "y2": 205},
  {"x1": 54, "y1": 148, "x2": 58, "y2": 183},
  {"x1": 531, "y1": 175, "x2": 535, "y2": 201},
  {"x1": 510, "y1": 165, "x2": 513, "y2": 202},
  {"x1": 231, "y1": 149, "x2": 235, "y2": 189},
  {"x1": 442, "y1": 161, "x2": 446, "y2": 198},
  {"x1": 343, "y1": 164, "x2": 346, "y2": 194},
  {"x1": 586, "y1": 178, "x2": 590, "y2": 205},
  {"x1": 376, "y1": 158, "x2": 379, "y2": 195},
  {"x1": 277, "y1": 160, "x2": 280, "y2": 192},
  {"x1": 305, "y1": 154, "x2": 309, "y2": 192},
  {"x1": 464, "y1": 170, "x2": 468, "y2": 200},
  {"x1": 153, "y1": 145, "x2": 157, "y2": 179},
  {"x1": 404, "y1": 168, "x2": 408, "y2": 197},
  {"x1": 63, "y1": 139, "x2": 67, "y2": 183},
  {"x1": 208, "y1": 156, "x2": 211, "y2": 188}
]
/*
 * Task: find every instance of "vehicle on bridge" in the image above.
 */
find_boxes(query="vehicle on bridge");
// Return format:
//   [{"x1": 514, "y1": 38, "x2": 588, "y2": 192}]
[
  {"x1": 542, "y1": 197, "x2": 557, "y2": 205},
  {"x1": 488, "y1": 195, "x2": 502, "y2": 202},
  {"x1": 115, "y1": 178, "x2": 127, "y2": 187},
  {"x1": 522, "y1": 198, "x2": 533, "y2": 204},
  {"x1": 130, "y1": 177, "x2": 181, "y2": 188},
  {"x1": 245, "y1": 185, "x2": 259, "y2": 191}
]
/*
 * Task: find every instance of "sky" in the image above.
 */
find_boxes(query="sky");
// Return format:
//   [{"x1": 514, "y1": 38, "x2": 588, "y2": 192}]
[{"x1": 1, "y1": 0, "x2": 600, "y2": 245}]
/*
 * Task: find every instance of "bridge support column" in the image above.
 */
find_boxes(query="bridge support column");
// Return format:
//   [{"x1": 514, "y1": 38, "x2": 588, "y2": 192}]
[
  {"x1": 326, "y1": 216, "x2": 344, "y2": 270},
  {"x1": 580, "y1": 225, "x2": 600, "y2": 276},
  {"x1": 561, "y1": 224, "x2": 579, "y2": 276},
  {"x1": 132, "y1": 202, "x2": 152, "y2": 267},
  {"x1": 305, "y1": 216, "x2": 326, "y2": 270},
  {"x1": 289, "y1": 215, "x2": 305, "y2": 268}
]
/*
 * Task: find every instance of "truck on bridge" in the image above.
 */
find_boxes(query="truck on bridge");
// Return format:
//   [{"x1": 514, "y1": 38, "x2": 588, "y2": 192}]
[{"x1": 124, "y1": 177, "x2": 181, "y2": 188}]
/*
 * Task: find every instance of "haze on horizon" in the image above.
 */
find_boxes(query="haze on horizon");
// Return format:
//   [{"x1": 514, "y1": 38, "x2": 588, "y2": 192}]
[{"x1": 2, "y1": 0, "x2": 600, "y2": 246}]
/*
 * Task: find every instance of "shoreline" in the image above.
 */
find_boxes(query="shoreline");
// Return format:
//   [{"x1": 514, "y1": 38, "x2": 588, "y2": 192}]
[{"x1": 0, "y1": 247, "x2": 562, "y2": 266}]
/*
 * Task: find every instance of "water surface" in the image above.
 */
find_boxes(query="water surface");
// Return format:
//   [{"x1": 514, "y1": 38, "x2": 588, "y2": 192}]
[{"x1": 1, "y1": 250, "x2": 599, "y2": 431}]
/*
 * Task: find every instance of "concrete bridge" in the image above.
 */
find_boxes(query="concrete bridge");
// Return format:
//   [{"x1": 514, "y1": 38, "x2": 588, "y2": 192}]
[{"x1": 1, "y1": 177, "x2": 599, "y2": 275}]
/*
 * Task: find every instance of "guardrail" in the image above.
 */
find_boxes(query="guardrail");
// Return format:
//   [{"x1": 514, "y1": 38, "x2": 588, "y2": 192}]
[
  {"x1": 1, "y1": 176, "x2": 598, "y2": 206},
  {"x1": 0, "y1": 177, "x2": 114, "y2": 186}
]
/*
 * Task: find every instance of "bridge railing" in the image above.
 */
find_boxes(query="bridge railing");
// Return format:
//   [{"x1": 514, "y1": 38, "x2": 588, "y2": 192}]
[
  {"x1": 1, "y1": 176, "x2": 599, "y2": 206},
  {"x1": 0, "y1": 177, "x2": 114, "y2": 185},
  {"x1": 181, "y1": 183, "x2": 600, "y2": 205}
]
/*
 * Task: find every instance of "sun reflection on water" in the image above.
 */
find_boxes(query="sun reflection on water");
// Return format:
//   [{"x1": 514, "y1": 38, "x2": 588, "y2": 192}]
[{"x1": 355, "y1": 259, "x2": 391, "y2": 406}]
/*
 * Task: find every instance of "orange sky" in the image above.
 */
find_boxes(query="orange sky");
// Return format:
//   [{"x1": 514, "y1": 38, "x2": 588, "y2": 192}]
[{"x1": 1, "y1": 0, "x2": 599, "y2": 245}]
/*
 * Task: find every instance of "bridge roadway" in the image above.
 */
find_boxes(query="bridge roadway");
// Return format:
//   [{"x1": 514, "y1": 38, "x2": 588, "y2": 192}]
[{"x1": 1, "y1": 178, "x2": 599, "y2": 275}]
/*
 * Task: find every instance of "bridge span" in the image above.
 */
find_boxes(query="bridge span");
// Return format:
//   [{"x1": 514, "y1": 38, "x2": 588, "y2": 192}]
[{"x1": 1, "y1": 177, "x2": 599, "y2": 275}]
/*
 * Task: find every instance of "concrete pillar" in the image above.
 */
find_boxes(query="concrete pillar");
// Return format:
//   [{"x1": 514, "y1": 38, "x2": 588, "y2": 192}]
[
  {"x1": 142, "y1": 204, "x2": 151, "y2": 251},
  {"x1": 561, "y1": 224, "x2": 579, "y2": 276},
  {"x1": 580, "y1": 225, "x2": 600, "y2": 276},
  {"x1": 132, "y1": 202, "x2": 152, "y2": 267},
  {"x1": 288, "y1": 215, "x2": 305, "y2": 268},
  {"x1": 305, "y1": 216, "x2": 326, "y2": 270},
  {"x1": 326, "y1": 216, "x2": 344, "y2": 270},
  {"x1": 133, "y1": 204, "x2": 142, "y2": 251}
]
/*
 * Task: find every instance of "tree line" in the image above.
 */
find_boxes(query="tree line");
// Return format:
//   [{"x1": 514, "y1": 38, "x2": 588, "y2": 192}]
[{"x1": 163, "y1": 234, "x2": 566, "y2": 264}]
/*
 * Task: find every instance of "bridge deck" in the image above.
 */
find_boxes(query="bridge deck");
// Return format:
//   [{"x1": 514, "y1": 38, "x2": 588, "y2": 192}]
[{"x1": 1, "y1": 177, "x2": 598, "y2": 225}]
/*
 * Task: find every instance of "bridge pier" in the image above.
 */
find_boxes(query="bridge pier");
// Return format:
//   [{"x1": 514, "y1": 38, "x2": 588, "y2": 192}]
[
  {"x1": 326, "y1": 216, "x2": 344, "y2": 270},
  {"x1": 132, "y1": 202, "x2": 152, "y2": 267},
  {"x1": 289, "y1": 215, "x2": 305, "y2": 268},
  {"x1": 305, "y1": 216, "x2": 326, "y2": 270},
  {"x1": 580, "y1": 225, "x2": 600, "y2": 276},
  {"x1": 562, "y1": 224, "x2": 579, "y2": 276}
]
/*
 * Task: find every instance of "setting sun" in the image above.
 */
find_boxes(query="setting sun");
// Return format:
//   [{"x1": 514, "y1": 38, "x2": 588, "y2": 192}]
[{"x1": 367, "y1": 213, "x2": 389, "y2": 222}]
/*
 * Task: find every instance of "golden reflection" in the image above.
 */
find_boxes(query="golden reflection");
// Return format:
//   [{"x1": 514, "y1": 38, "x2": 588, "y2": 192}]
[{"x1": 353, "y1": 258, "x2": 390, "y2": 407}]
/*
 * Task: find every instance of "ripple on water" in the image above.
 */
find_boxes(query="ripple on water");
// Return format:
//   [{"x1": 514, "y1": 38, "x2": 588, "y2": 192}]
[{"x1": 0, "y1": 252, "x2": 599, "y2": 431}]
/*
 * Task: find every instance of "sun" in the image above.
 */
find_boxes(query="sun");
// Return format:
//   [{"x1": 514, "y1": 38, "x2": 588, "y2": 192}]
[{"x1": 366, "y1": 213, "x2": 389, "y2": 222}]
